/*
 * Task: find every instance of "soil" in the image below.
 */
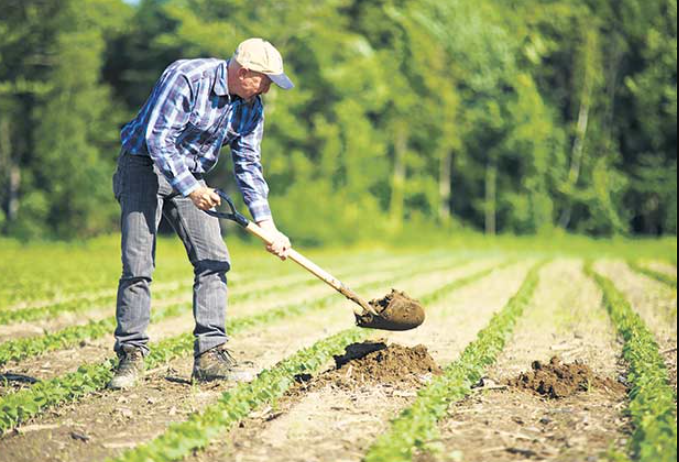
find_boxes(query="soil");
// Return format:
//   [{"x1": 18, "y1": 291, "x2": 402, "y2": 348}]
[
  {"x1": 187, "y1": 260, "x2": 532, "y2": 462},
  {"x1": 422, "y1": 260, "x2": 631, "y2": 462},
  {"x1": 358, "y1": 290, "x2": 426, "y2": 331},
  {"x1": 0, "y1": 256, "x2": 460, "y2": 396},
  {"x1": 0, "y1": 257, "x2": 471, "y2": 462},
  {"x1": 508, "y1": 357, "x2": 627, "y2": 400},
  {"x1": 297, "y1": 341, "x2": 442, "y2": 391}
]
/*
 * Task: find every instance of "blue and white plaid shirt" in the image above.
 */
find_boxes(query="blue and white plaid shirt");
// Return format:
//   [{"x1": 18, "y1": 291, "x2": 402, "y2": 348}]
[{"x1": 121, "y1": 58, "x2": 272, "y2": 222}]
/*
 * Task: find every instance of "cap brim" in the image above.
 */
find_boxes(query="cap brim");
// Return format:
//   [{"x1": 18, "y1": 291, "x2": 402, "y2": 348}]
[{"x1": 268, "y1": 73, "x2": 295, "y2": 90}]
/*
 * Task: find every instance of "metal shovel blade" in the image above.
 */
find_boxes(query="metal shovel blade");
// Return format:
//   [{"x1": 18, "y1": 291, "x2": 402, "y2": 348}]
[{"x1": 355, "y1": 290, "x2": 426, "y2": 332}]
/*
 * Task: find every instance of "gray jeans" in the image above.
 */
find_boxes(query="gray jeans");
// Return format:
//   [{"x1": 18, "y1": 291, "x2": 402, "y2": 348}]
[{"x1": 113, "y1": 150, "x2": 231, "y2": 358}]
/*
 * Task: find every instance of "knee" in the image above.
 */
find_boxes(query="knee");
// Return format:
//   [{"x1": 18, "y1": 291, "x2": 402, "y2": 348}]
[{"x1": 194, "y1": 258, "x2": 231, "y2": 277}]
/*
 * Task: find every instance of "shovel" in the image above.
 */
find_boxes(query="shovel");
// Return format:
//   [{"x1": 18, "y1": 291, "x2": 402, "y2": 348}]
[{"x1": 205, "y1": 190, "x2": 425, "y2": 332}]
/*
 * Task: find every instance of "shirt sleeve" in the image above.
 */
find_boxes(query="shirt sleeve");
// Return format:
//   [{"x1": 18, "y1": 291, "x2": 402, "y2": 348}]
[
  {"x1": 145, "y1": 70, "x2": 201, "y2": 197},
  {"x1": 230, "y1": 112, "x2": 273, "y2": 222}
]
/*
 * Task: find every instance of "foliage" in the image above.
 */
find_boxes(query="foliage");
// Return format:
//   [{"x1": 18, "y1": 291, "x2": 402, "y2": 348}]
[
  {"x1": 106, "y1": 260, "x2": 514, "y2": 461},
  {"x1": 0, "y1": 254, "x2": 470, "y2": 433},
  {"x1": 0, "y1": 300, "x2": 190, "y2": 367},
  {"x1": 363, "y1": 262, "x2": 546, "y2": 462},
  {"x1": 587, "y1": 263, "x2": 678, "y2": 462},
  {"x1": 0, "y1": 0, "x2": 676, "y2": 241},
  {"x1": 109, "y1": 328, "x2": 370, "y2": 462},
  {"x1": 628, "y1": 261, "x2": 678, "y2": 288}
]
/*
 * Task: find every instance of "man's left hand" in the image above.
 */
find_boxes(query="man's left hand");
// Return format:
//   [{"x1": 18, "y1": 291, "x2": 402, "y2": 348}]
[{"x1": 257, "y1": 220, "x2": 292, "y2": 261}]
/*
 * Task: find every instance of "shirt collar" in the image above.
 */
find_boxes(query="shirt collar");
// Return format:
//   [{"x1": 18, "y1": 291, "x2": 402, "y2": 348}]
[{"x1": 213, "y1": 60, "x2": 230, "y2": 97}]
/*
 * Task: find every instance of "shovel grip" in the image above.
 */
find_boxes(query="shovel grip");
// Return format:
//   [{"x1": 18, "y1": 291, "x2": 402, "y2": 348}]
[{"x1": 243, "y1": 222, "x2": 376, "y2": 317}]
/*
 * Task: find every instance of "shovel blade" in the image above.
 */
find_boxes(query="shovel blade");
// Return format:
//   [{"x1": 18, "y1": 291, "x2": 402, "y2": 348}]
[{"x1": 356, "y1": 290, "x2": 426, "y2": 332}]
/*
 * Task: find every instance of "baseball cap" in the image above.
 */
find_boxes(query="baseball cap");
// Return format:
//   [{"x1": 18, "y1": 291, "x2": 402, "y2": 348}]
[{"x1": 234, "y1": 38, "x2": 295, "y2": 90}]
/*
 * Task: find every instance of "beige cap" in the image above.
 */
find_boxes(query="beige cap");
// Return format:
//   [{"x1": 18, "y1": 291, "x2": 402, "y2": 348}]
[{"x1": 234, "y1": 38, "x2": 294, "y2": 90}]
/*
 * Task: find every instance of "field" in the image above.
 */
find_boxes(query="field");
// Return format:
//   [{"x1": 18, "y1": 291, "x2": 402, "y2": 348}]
[{"x1": 0, "y1": 235, "x2": 676, "y2": 462}]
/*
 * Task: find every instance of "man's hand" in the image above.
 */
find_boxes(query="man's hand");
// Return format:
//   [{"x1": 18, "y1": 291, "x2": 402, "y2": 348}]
[
  {"x1": 258, "y1": 219, "x2": 292, "y2": 261},
  {"x1": 189, "y1": 187, "x2": 221, "y2": 211}
]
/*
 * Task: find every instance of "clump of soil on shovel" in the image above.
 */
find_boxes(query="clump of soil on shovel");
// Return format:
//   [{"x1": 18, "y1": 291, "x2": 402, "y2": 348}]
[
  {"x1": 508, "y1": 357, "x2": 626, "y2": 400},
  {"x1": 357, "y1": 290, "x2": 426, "y2": 332},
  {"x1": 298, "y1": 342, "x2": 442, "y2": 391}
]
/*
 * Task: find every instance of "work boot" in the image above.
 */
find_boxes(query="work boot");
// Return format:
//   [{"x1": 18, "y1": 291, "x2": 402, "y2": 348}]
[
  {"x1": 192, "y1": 346, "x2": 254, "y2": 383},
  {"x1": 108, "y1": 345, "x2": 145, "y2": 390}
]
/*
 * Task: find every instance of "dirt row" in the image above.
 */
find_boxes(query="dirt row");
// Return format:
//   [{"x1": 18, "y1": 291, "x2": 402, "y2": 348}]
[
  {"x1": 183, "y1": 262, "x2": 535, "y2": 462},
  {"x1": 0, "y1": 252, "x2": 438, "y2": 342},
  {"x1": 0, "y1": 254, "x2": 474, "y2": 396},
  {"x1": 646, "y1": 261, "x2": 678, "y2": 278},
  {"x1": 418, "y1": 260, "x2": 629, "y2": 462},
  {"x1": 0, "y1": 257, "x2": 497, "y2": 462},
  {"x1": 2, "y1": 259, "x2": 671, "y2": 462}
]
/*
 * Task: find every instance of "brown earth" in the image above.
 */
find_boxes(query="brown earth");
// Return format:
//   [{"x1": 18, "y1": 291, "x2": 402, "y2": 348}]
[
  {"x1": 508, "y1": 357, "x2": 627, "y2": 400},
  {"x1": 0, "y1": 259, "x2": 474, "y2": 462},
  {"x1": 297, "y1": 341, "x2": 442, "y2": 391},
  {"x1": 187, "y1": 260, "x2": 532, "y2": 462},
  {"x1": 359, "y1": 290, "x2": 426, "y2": 331},
  {"x1": 418, "y1": 261, "x2": 631, "y2": 462},
  {"x1": 0, "y1": 256, "x2": 463, "y2": 397}
]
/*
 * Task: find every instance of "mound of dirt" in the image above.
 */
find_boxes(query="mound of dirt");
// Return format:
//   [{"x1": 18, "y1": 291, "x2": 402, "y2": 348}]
[
  {"x1": 508, "y1": 357, "x2": 626, "y2": 400},
  {"x1": 300, "y1": 341, "x2": 442, "y2": 390}
]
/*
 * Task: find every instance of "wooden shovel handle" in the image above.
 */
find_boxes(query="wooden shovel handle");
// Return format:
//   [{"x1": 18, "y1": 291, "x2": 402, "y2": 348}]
[{"x1": 244, "y1": 222, "x2": 377, "y2": 317}]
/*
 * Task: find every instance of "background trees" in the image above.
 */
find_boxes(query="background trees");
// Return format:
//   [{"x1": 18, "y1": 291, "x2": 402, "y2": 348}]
[{"x1": 0, "y1": 0, "x2": 676, "y2": 242}]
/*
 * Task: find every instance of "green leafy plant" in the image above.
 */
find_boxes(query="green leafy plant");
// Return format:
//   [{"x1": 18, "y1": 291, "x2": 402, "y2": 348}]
[
  {"x1": 628, "y1": 261, "x2": 678, "y2": 289},
  {"x1": 107, "y1": 259, "x2": 517, "y2": 462},
  {"x1": 0, "y1": 256, "x2": 485, "y2": 433},
  {"x1": 587, "y1": 263, "x2": 677, "y2": 462},
  {"x1": 363, "y1": 261, "x2": 546, "y2": 462},
  {"x1": 109, "y1": 328, "x2": 370, "y2": 462}
]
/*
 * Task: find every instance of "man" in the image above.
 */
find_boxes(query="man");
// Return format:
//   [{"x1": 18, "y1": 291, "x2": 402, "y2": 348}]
[{"x1": 109, "y1": 39, "x2": 293, "y2": 390}]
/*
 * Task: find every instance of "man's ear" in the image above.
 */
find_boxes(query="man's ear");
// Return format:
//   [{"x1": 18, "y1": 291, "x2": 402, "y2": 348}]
[{"x1": 237, "y1": 67, "x2": 250, "y2": 79}]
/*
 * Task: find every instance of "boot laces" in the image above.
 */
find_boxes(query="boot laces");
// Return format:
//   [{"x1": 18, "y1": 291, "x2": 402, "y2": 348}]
[
  {"x1": 118, "y1": 349, "x2": 141, "y2": 374},
  {"x1": 214, "y1": 348, "x2": 238, "y2": 367}
]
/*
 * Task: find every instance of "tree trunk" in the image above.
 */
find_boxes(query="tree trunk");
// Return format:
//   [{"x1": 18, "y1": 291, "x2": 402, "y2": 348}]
[
  {"x1": 559, "y1": 85, "x2": 592, "y2": 229},
  {"x1": 559, "y1": 29, "x2": 599, "y2": 230},
  {"x1": 0, "y1": 115, "x2": 18, "y2": 224},
  {"x1": 439, "y1": 150, "x2": 452, "y2": 224},
  {"x1": 485, "y1": 162, "x2": 497, "y2": 235},
  {"x1": 389, "y1": 123, "x2": 407, "y2": 229}
]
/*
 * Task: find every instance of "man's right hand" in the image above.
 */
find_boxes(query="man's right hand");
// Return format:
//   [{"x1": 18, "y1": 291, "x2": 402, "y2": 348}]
[{"x1": 189, "y1": 187, "x2": 221, "y2": 211}]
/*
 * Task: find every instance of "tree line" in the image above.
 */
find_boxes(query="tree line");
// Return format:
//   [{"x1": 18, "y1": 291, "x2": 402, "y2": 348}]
[{"x1": 0, "y1": 0, "x2": 676, "y2": 243}]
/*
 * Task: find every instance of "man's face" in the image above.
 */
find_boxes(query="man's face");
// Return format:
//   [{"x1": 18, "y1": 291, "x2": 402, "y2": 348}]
[{"x1": 237, "y1": 69, "x2": 272, "y2": 101}]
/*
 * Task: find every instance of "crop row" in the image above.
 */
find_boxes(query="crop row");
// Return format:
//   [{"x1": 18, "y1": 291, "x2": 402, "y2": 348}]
[
  {"x1": 108, "y1": 259, "x2": 517, "y2": 461},
  {"x1": 0, "y1": 252, "x2": 434, "y2": 326},
  {"x1": 363, "y1": 261, "x2": 545, "y2": 462},
  {"x1": 628, "y1": 261, "x2": 678, "y2": 289},
  {"x1": 0, "y1": 257, "x2": 493, "y2": 434},
  {"x1": 0, "y1": 254, "x2": 461, "y2": 368},
  {"x1": 0, "y1": 248, "x2": 437, "y2": 311},
  {"x1": 0, "y1": 301, "x2": 190, "y2": 367},
  {"x1": 587, "y1": 264, "x2": 677, "y2": 462}
]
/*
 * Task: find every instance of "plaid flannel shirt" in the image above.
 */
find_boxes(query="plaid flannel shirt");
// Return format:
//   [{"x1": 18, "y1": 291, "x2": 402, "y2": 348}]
[{"x1": 120, "y1": 58, "x2": 272, "y2": 222}]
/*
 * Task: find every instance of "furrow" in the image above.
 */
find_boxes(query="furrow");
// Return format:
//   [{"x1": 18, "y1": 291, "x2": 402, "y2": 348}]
[
  {"x1": 0, "y1": 255, "x2": 483, "y2": 434},
  {"x1": 362, "y1": 261, "x2": 546, "y2": 462},
  {"x1": 104, "y1": 261, "x2": 515, "y2": 462}
]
